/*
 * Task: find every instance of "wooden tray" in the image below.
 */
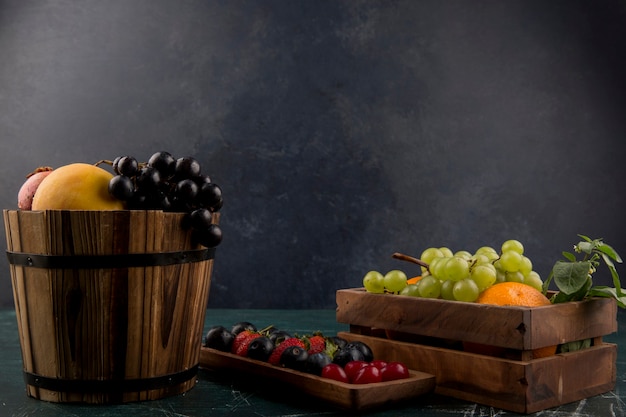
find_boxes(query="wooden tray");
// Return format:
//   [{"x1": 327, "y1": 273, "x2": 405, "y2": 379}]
[{"x1": 199, "y1": 346, "x2": 435, "y2": 410}]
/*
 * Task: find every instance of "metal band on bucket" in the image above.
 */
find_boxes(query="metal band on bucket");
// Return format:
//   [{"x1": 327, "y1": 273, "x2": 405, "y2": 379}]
[
  {"x1": 6, "y1": 248, "x2": 215, "y2": 269},
  {"x1": 23, "y1": 365, "x2": 198, "y2": 393}
]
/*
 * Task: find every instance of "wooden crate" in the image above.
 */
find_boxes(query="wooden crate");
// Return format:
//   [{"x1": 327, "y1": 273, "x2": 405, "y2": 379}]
[{"x1": 336, "y1": 288, "x2": 618, "y2": 414}]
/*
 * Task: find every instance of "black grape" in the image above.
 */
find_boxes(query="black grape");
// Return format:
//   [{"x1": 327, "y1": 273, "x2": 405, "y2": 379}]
[
  {"x1": 108, "y1": 175, "x2": 135, "y2": 201},
  {"x1": 148, "y1": 151, "x2": 176, "y2": 179},
  {"x1": 175, "y1": 157, "x2": 201, "y2": 179}
]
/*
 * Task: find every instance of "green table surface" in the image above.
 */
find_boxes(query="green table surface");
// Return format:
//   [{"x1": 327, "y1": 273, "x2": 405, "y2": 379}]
[{"x1": 1, "y1": 308, "x2": 625, "y2": 417}]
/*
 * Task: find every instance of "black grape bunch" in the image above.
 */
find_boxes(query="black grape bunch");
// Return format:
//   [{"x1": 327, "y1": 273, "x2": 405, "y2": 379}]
[{"x1": 108, "y1": 151, "x2": 223, "y2": 248}]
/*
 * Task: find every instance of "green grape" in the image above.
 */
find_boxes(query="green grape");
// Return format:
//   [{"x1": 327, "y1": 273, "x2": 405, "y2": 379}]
[
  {"x1": 471, "y1": 253, "x2": 491, "y2": 266},
  {"x1": 505, "y1": 270, "x2": 525, "y2": 283},
  {"x1": 480, "y1": 262, "x2": 497, "y2": 273},
  {"x1": 420, "y1": 247, "x2": 444, "y2": 274},
  {"x1": 484, "y1": 251, "x2": 500, "y2": 261},
  {"x1": 452, "y1": 278, "x2": 480, "y2": 302},
  {"x1": 418, "y1": 276, "x2": 442, "y2": 298},
  {"x1": 454, "y1": 250, "x2": 472, "y2": 260},
  {"x1": 383, "y1": 270, "x2": 408, "y2": 292},
  {"x1": 443, "y1": 256, "x2": 470, "y2": 281},
  {"x1": 525, "y1": 271, "x2": 543, "y2": 291},
  {"x1": 429, "y1": 257, "x2": 446, "y2": 279},
  {"x1": 470, "y1": 264, "x2": 497, "y2": 291},
  {"x1": 421, "y1": 247, "x2": 444, "y2": 264},
  {"x1": 475, "y1": 246, "x2": 498, "y2": 256},
  {"x1": 399, "y1": 283, "x2": 421, "y2": 297},
  {"x1": 440, "y1": 279, "x2": 456, "y2": 300},
  {"x1": 501, "y1": 239, "x2": 524, "y2": 255},
  {"x1": 363, "y1": 270, "x2": 385, "y2": 293},
  {"x1": 519, "y1": 255, "x2": 533, "y2": 277},
  {"x1": 493, "y1": 259, "x2": 503, "y2": 271},
  {"x1": 476, "y1": 246, "x2": 500, "y2": 261},
  {"x1": 439, "y1": 247, "x2": 454, "y2": 258},
  {"x1": 496, "y1": 269, "x2": 506, "y2": 283},
  {"x1": 499, "y1": 250, "x2": 522, "y2": 272}
]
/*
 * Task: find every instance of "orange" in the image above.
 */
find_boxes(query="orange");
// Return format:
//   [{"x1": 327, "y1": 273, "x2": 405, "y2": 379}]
[
  {"x1": 465, "y1": 282, "x2": 557, "y2": 359},
  {"x1": 407, "y1": 276, "x2": 422, "y2": 285},
  {"x1": 32, "y1": 163, "x2": 124, "y2": 210}
]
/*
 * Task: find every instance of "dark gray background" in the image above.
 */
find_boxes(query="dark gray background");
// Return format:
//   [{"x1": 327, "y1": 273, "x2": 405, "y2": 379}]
[{"x1": 1, "y1": 0, "x2": 625, "y2": 309}]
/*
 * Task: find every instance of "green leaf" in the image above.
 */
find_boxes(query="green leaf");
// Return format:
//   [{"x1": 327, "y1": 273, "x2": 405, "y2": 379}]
[
  {"x1": 597, "y1": 243, "x2": 623, "y2": 263},
  {"x1": 577, "y1": 234, "x2": 592, "y2": 242},
  {"x1": 601, "y1": 253, "x2": 624, "y2": 296},
  {"x1": 588, "y1": 286, "x2": 626, "y2": 309},
  {"x1": 542, "y1": 269, "x2": 554, "y2": 294},
  {"x1": 552, "y1": 261, "x2": 592, "y2": 295},
  {"x1": 559, "y1": 339, "x2": 591, "y2": 353},
  {"x1": 562, "y1": 251, "x2": 577, "y2": 262},
  {"x1": 577, "y1": 241, "x2": 594, "y2": 254},
  {"x1": 552, "y1": 277, "x2": 592, "y2": 303}
]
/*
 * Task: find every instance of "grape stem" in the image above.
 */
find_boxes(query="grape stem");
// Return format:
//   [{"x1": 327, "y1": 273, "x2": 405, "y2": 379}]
[
  {"x1": 392, "y1": 252, "x2": 429, "y2": 269},
  {"x1": 94, "y1": 159, "x2": 114, "y2": 167}
]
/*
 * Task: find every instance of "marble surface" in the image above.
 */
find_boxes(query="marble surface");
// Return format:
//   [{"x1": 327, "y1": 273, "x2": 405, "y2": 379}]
[{"x1": 1, "y1": 308, "x2": 625, "y2": 417}]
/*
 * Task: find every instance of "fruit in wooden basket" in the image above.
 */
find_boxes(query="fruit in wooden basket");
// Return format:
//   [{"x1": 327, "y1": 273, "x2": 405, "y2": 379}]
[
  {"x1": 204, "y1": 325, "x2": 235, "y2": 352},
  {"x1": 268, "y1": 329, "x2": 293, "y2": 344},
  {"x1": 344, "y1": 360, "x2": 369, "y2": 382},
  {"x1": 279, "y1": 345, "x2": 309, "y2": 371},
  {"x1": 452, "y1": 278, "x2": 480, "y2": 302},
  {"x1": 304, "y1": 353, "x2": 332, "y2": 375},
  {"x1": 363, "y1": 270, "x2": 385, "y2": 293},
  {"x1": 321, "y1": 363, "x2": 349, "y2": 383},
  {"x1": 17, "y1": 166, "x2": 53, "y2": 210},
  {"x1": 406, "y1": 276, "x2": 422, "y2": 285},
  {"x1": 247, "y1": 336, "x2": 274, "y2": 361},
  {"x1": 417, "y1": 275, "x2": 441, "y2": 298},
  {"x1": 205, "y1": 322, "x2": 411, "y2": 383},
  {"x1": 383, "y1": 270, "x2": 408, "y2": 292},
  {"x1": 464, "y1": 282, "x2": 557, "y2": 358},
  {"x1": 31, "y1": 163, "x2": 124, "y2": 210},
  {"x1": 106, "y1": 151, "x2": 224, "y2": 247},
  {"x1": 231, "y1": 329, "x2": 261, "y2": 356},
  {"x1": 384, "y1": 240, "x2": 544, "y2": 301},
  {"x1": 352, "y1": 364, "x2": 382, "y2": 384},
  {"x1": 268, "y1": 337, "x2": 306, "y2": 365},
  {"x1": 477, "y1": 281, "x2": 551, "y2": 307},
  {"x1": 381, "y1": 362, "x2": 410, "y2": 382},
  {"x1": 303, "y1": 334, "x2": 326, "y2": 355},
  {"x1": 231, "y1": 321, "x2": 256, "y2": 336}
]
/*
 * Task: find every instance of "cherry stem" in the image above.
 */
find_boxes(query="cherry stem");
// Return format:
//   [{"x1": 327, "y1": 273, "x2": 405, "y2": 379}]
[{"x1": 392, "y1": 252, "x2": 429, "y2": 269}]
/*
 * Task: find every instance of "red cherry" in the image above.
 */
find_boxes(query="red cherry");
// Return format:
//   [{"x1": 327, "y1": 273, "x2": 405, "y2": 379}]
[
  {"x1": 321, "y1": 363, "x2": 349, "y2": 383},
  {"x1": 370, "y1": 359, "x2": 388, "y2": 370},
  {"x1": 352, "y1": 364, "x2": 382, "y2": 384},
  {"x1": 381, "y1": 361, "x2": 410, "y2": 381},
  {"x1": 343, "y1": 360, "x2": 368, "y2": 382}
]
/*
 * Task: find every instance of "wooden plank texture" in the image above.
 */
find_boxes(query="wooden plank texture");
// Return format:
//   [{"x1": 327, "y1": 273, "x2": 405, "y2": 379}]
[
  {"x1": 339, "y1": 332, "x2": 617, "y2": 414},
  {"x1": 199, "y1": 346, "x2": 436, "y2": 410},
  {"x1": 336, "y1": 288, "x2": 617, "y2": 349},
  {"x1": 3, "y1": 209, "x2": 217, "y2": 403}
]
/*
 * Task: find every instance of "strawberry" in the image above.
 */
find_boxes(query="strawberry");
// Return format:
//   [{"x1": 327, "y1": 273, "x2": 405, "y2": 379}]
[
  {"x1": 268, "y1": 337, "x2": 306, "y2": 365},
  {"x1": 231, "y1": 330, "x2": 260, "y2": 357},
  {"x1": 304, "y1": 334, "x2": 326, "y2": 355}
]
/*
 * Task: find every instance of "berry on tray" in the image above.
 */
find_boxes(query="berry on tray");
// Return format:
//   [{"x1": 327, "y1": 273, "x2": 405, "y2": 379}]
[{"x1": 203, "y1": 321, "x2": 412, "y2": 384}]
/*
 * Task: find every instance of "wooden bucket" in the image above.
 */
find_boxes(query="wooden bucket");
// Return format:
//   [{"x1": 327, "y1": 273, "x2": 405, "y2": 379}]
[{"x1": 3, "y1": 209, "x2": 217, "y2": 403}]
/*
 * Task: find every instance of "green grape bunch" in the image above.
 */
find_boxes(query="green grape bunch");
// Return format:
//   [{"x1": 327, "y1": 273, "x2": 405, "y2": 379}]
[{"x1": 362, "y1": 239, "x2": 544, "y2": 303}]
